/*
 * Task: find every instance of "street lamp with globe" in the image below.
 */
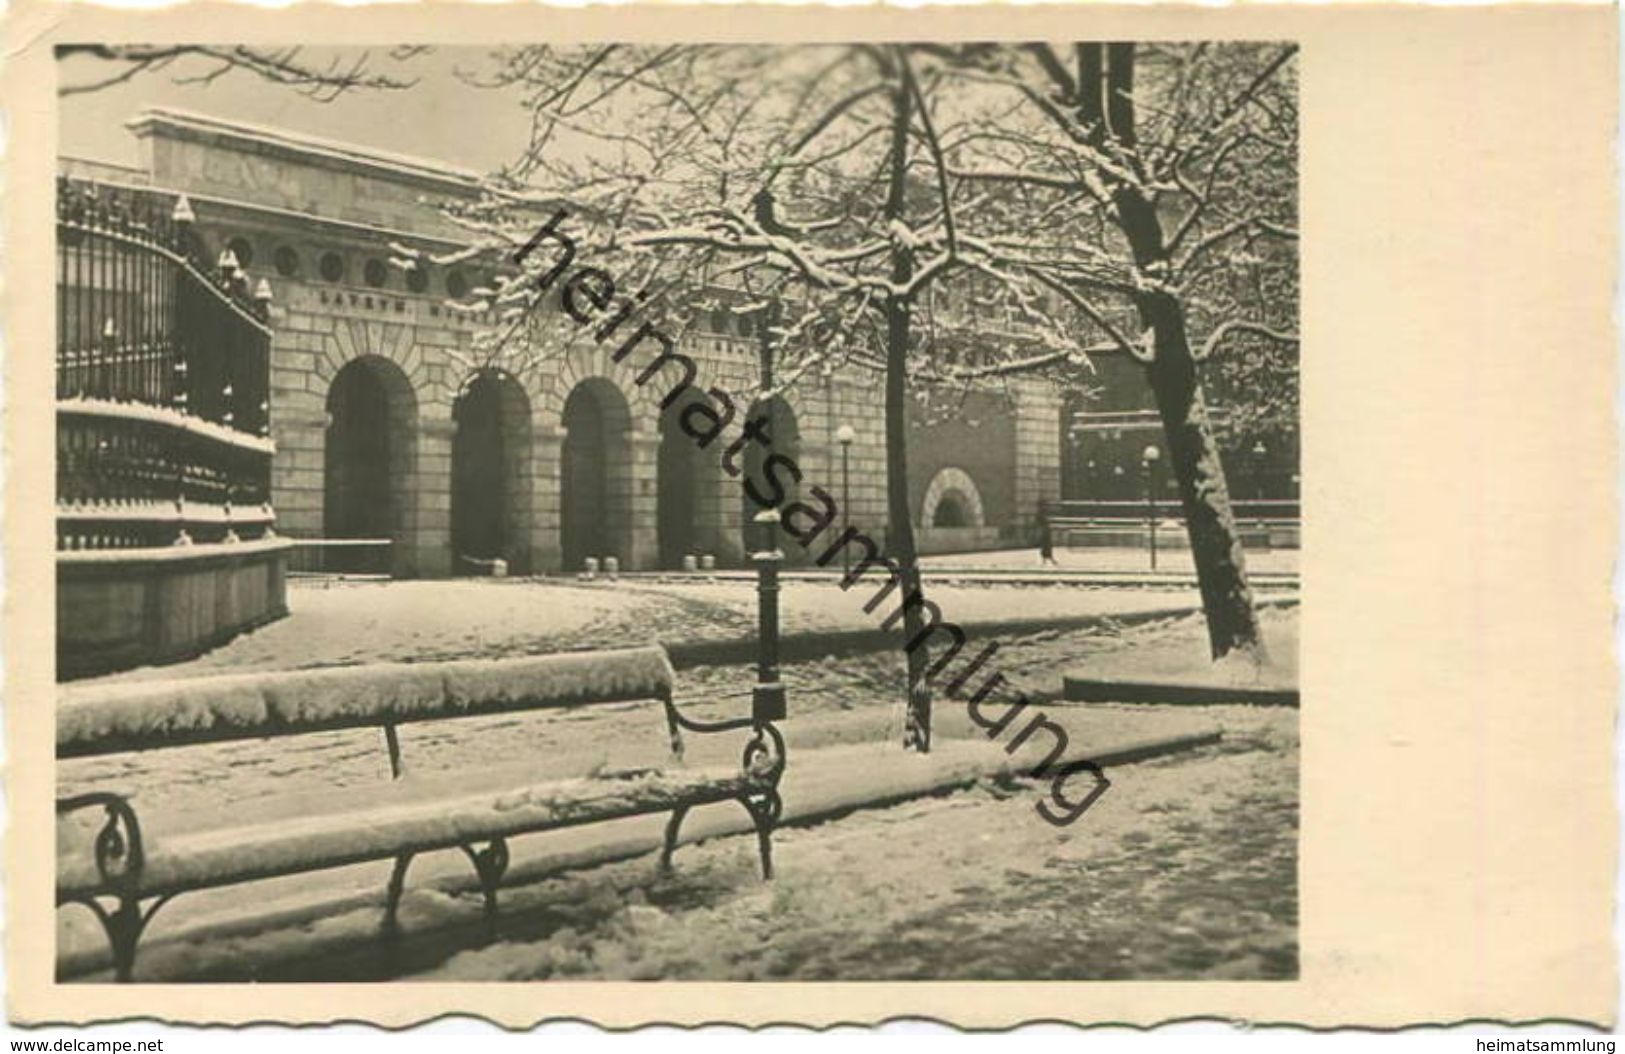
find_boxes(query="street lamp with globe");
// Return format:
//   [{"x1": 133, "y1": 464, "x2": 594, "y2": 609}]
[
  {"x1": 1142, "y1": 444, "x2": 1162, "y2": 570},
  {"x1": 834, "y1": 425, "x2": 857, "y2": 577}
]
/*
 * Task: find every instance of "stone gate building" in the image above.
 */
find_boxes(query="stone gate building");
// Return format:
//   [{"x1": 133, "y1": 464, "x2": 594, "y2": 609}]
[{"x1": 62, "y1": 107, "x2": 1064, "y2": 576}]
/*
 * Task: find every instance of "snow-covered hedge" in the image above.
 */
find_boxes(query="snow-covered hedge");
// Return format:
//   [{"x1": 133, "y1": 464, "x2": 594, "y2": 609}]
[{"x1": 58, "y1": 646, "x2": 676, "y2": 757}]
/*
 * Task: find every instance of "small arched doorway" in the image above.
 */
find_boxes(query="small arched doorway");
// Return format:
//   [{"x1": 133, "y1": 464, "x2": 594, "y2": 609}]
[
  {"x1": 324, "y1": 356, "x2": 417, "y2": 574},
  {"x1": 658, "y1": 390, "x2": 709, "y2": 568},
  {"x1": 560, "y1": 378, "x2": 633, "y2": 570},
  {"x1": 452, "y1": 369, "x2": 531, "y2": 574},
  {"x1": 739, "y1": 395, "x2": 801, "y2": 560},
  {"x1": 920, "y1": 466, "x2": 987, "y2": 533}
]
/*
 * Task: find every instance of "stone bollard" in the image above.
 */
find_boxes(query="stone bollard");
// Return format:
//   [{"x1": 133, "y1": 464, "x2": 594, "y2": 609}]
[
  {"x1": 681, "y1": 554, "x2": 698, "y2": 573},
  {"x1": 603, "y1": 556, "x2": 619, "y2": 581},
  {"x1": 700, "y1": 554, "x2": 716, "y2": 571},
  {"x1": 581, "y1": 557, "x2": 598, "y2": 581},
  {"x1": 491, "y1": 558, "x2": 508, "y2": 578}
]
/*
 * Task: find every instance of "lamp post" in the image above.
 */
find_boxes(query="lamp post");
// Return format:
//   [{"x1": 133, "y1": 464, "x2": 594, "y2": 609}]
[
  {"x1": 834, "y1": 424, "x2": 856, "y2": 578},
  {"x1": 1142, "y1": 444, "x2": 1162, "y2": 570},
  {"x1": 1249, "y1": 438, "x2": 1271, "y2": 551},
  {"x1": 750, "y1": 508, "x2": 787, "y2": 726},
  {"x1": 752, "y1": 297, "x2": 780, "y2": 559}
]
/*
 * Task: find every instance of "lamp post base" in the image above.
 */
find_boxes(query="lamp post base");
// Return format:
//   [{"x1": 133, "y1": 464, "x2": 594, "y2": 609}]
[{"x1": 752, "y1": 682, "x2": 787, "y2": 724}]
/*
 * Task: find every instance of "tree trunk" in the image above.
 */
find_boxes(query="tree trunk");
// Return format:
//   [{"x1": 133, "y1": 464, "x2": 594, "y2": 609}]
[
  {"x1": 887, "y1": 295, "x2": 933, "y2": 747},
  {"x1": 1096, "y1": 40, "x2": 1265, "y2": 662},
  {"x1": 1140, "y1": 293, "x2": 1266, "y2": 661},
  {"x1": 883, "y1": 66, "x2": 932, "y2": 751}
]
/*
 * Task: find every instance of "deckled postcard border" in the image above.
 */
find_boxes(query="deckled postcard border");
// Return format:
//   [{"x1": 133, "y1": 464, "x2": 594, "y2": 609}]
[{"x1": 3, "y1": 0, "x2": 1616, "y2": 1029}]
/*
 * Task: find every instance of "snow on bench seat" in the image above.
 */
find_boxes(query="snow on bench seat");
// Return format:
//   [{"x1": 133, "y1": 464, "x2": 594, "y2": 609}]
[
  {"x1": 58, "y1": 645, "x2": 676, "y2": 758},
  {"x1": 58, "y1": 761, "x2": 763, "y2": 900},
  {"x1": 56, "y1": 642, "x2": 789, "y2": 982}
]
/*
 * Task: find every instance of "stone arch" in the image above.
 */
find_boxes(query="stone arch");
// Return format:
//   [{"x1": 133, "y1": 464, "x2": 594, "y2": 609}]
[
  {"x1": 323, "y1": 355, "x2": 418, "y2": 574},
  {"x1": 713, "y1": 369, "x2": 813, "y2": 429},
  {"x1": 538, "y1": 342, "x2": 664, "y2": 435},
  {"x1": 320, "y1": 318, "x2": 433, "y2": 411},
  {"x1": 921, "y1": 466, "x2": 986, "y2": 529},
  {"x1": 451, "y1": 367, "x2": 532, "y2": 573},
  {"x1": 559, "y1": 376, "x2": 635, "y2": 569}
]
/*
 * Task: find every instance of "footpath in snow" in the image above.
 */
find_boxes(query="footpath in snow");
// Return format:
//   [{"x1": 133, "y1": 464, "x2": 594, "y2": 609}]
[{"x1": 83, "y1": 575, "x2": 1243, "y2": 684}]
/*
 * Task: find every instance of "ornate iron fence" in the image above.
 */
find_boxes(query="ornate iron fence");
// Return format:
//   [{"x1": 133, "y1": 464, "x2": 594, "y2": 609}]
[{"x1": 56, "y1": 177, "x2": 276, "y2": 550}]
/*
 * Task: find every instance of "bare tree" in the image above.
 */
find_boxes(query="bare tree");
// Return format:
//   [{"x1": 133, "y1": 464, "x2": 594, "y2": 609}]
[
  {"x1": 56, "y1": 44, "x2": 428, "y2": 100},
  {"x1": 930, "y1": 41, "x2": 1300, "y2": 663},
  {"x1": 409, "y1": 41, "x2": 1293, "y2": 755},
  {"x1": 428, "y1": 44, "x2": 1108, "y2": 750}
]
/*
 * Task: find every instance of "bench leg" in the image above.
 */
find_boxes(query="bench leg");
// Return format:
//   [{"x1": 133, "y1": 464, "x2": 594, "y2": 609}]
[
  {"x1": 382, "y1": 853, "x2": 415, "y2": 937},
  {"x1": 64, "y1": 893, "x2": 171, "y2": 983},
  {"x1": 737, "y1": 792, "x2": 782, "y2": 881},
  {"x1": 659, "y1": 805, "x2": 692, "y2": 873},
  {"x1": 459, "y1": 839, "x2": 510, "y2": 925}
]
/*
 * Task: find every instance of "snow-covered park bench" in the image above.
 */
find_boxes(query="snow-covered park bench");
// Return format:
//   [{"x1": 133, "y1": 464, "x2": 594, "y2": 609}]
[{"x1": 55, "y1": 644, "x2": 787, "y2": 982}]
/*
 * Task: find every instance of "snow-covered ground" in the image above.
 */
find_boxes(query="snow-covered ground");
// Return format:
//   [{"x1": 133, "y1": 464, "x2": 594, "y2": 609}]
[
  {"x1": 1066, "y1": 605, "x2": 1299, "y2": 686},
  {"x1": 86, "y1": 576, "x2": 1219, "y2": 684},
  {"x1": 57, "y1": 610, "x2": 1298, "y2": 982},
  {"x1": 417, "y1": 715, "x2": 1296, "y2": 981}
]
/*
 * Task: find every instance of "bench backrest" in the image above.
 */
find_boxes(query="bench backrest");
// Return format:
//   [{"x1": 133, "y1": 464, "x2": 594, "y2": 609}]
[{"x1": 57, "y1": 645, "x2": 676, "y2": 759}]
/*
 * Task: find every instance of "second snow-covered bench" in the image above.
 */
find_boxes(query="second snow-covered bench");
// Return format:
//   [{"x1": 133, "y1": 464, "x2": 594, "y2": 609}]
[{"x1": 55, "y1": 644, "x2": 786, "y2": 981}]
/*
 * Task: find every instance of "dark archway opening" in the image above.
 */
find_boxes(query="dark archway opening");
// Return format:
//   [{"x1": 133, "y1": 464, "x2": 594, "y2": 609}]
[
  {"x1": 325, "y1": 356, "x2": 416, "y2": 574},
  {"x1": 561, "y1": 379, "x2": 632, "y2": 570},
  {"x1": 452, "y1": 369, "x2": 531, "y2": 573},
  {"x1": 739, "y1": 395, "x2": 802, "y2": 563},
  {"x1": 933, "y1": 491, "x2": 971, "y2": 528},
  {"x1": 658, "y1": 391, "x2": 708, "y2": 568}
]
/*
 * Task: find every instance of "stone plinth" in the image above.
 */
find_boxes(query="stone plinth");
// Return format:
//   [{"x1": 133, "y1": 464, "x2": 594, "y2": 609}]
[{"x1": 57, "y1": 539, "x2": 292, "y2": 680}]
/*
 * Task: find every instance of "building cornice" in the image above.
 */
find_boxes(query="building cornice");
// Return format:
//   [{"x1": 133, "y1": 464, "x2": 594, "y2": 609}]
[
  {"x1": 125, "y1": 106, "x2": 484, "y2": 197},
  {"x1": 57, "y1": 163, "x2": 476, "y2": 252}
]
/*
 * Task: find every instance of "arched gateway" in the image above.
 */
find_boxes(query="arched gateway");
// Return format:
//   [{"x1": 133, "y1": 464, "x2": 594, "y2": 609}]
[
  {"x1": 657, "y1": 390, "x2": 710, "y2": 568},
  {"x1": 324, "y1": 355, "x2": 416, "y2": 574},
  {"x1": 452, "y1": 369, "x2": 531, "y2": 574},
  {"x1": 560, "y1": 378, "x2": 634, "y2": 570},
  {"x1": 739, "y1": 395, "x2": 802, "y2": 560}
]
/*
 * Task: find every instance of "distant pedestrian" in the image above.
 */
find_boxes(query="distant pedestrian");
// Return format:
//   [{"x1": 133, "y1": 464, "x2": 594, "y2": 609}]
[{"x1": 1038, "y1": 515, "x2": 1058, "y2": 567}]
